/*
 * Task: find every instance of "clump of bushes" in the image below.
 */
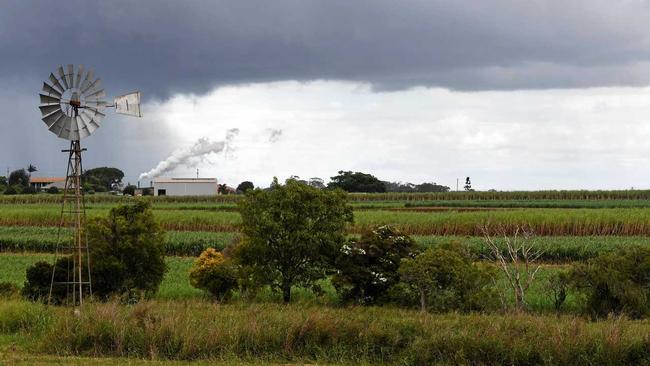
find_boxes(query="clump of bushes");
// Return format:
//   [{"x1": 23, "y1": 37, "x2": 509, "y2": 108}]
[
  {"x1": 189, "y1": 248, "x2": 237, "y2": 301},
  {"x1": 332, "y1": 225, "x2": 418, "y2": 305},
  {"x1": 22, "y1": 201, "x2": 167, "y2": 303},
  {"x1": 0, "y1": 281, "x2": 19, "y2": 298},
  {"x1": 400, "y1": 241, "x2": 497, "y2": 312},
  {"x1": 571, "y1": 245, "x2": 650, "y2": 319}
]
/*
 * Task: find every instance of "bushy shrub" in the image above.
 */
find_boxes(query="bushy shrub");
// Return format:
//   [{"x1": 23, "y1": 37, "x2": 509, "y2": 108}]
[
  {"x1": 3, "y1": 186, "x2": 17, "y2": 195},
  {"x1": 399, "y1": 242, "x2": 497, "y2": 312},
  {"x1": 122, "y1": 185, "x2": 136, "y2": 196},
  {"x1": 46, "y1": 186, "x2": 59, "y2": 194},
  {"x1": 22, "y1": 258, "x2": 75, "y2": 303},
  {"x1": 332, "y1": 225, "x2": 418, "y2": 305},
  {"x1": 571, "y1": 246, "x2": 650, "y2": 319},
  {"x1": 189, "y1": 248, "x2": 237, "y2": 301},
  {"x1": 88, "y1": 201, "x2": 167, "y2": 300},
  {"x1": 0, "y1": 282, "x2": 19, "y2": 298},
  {"x1": 546, "y1": 270, "x2": 570, "y2": 311}
]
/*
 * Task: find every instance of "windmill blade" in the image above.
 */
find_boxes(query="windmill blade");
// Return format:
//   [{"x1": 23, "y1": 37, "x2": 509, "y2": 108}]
[
  {"x1": 42, "y1": 109, "x2": 65, "y2": 127},
  {"x1": 58, "y1": 66, "x2": 68, "y2": 90},
  {"x1": 42, "y1": 83, "x2": 62, "y2": 98},
  {"x1": 80, "y1": 111, "x2": 100, "y2": 134},
  {"x1": 114, "y1": 91, "x2": 142, "y2": 117},
  {"x1": 75, "y1": 64, "x2": 84, "y2": 88},
  {"x1": 39, "y1": 104, "x2": 61, "y2": 116},
  {"x1": 85, "y1": 89, "x2": 106, "y2": 100},
  {"x1": 48, "y1": 74, "x2": 65, "y2": 94},
  {"x1": 68, "y1": 117, "x2": 81, "y2": 140},
  {"x1": 81, "y1": 78, "x2": 102, "y2": 95},
  {"x1": 39, "y1": 93, "x2": 60, "y2": 105},
  {"x1": 80, "y1": 68, "x2": 94, "y2": 92},
  {"x1": 53, "y1": 116, "x2": 73, "y2": 140},
  {"x1": 66, "y1": 64, "x2": 74, "y2": 88},
  {"x1": 76, "y1": 116, "x2": 91, "y2": 139}
]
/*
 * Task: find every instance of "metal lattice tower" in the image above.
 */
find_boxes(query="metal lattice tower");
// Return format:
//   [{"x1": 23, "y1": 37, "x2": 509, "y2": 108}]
[
  {"x1": 38, "y1": 64, "x2": 142, "y2": 308},
  {"x1": 49, "y1": 141, "x2": 92, "y2": 306}
]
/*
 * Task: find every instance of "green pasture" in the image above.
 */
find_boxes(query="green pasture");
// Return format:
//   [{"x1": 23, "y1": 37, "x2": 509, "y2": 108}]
[{"x1": 0, "y1": 252, "x2": 578, "y2": 312}]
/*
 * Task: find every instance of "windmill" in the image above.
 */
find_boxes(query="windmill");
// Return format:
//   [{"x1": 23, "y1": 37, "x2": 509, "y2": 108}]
[{"x1": 38, "y1": 64, "x2": 142, "y2": 306}]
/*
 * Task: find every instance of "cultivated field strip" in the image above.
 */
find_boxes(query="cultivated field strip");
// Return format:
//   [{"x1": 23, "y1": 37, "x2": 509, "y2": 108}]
[
  {"x1": 4, "y1": 189, "x2": 650, "y2": 205},
  {"x1": 4, "y1": 205, "x2": 650, "y2": 235},
  {"x1": 2, "y1": 226, "x2": 650, "y2": 261}
]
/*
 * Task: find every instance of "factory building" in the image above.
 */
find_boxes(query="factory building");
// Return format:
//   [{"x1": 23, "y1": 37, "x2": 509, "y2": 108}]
[{"x1": 152, "y1": 177, "x2": 218, "y2": 196}]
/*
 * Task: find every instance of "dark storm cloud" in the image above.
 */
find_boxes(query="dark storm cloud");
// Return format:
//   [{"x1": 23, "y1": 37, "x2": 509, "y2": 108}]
[{"x1": 3, "y1": 0, "x2": 650, "y2": 98}]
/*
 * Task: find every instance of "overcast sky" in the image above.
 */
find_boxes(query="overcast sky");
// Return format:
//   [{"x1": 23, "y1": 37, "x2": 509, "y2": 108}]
[{"x1": 3, "y1": 0, "x2": 650, "y2": 189}]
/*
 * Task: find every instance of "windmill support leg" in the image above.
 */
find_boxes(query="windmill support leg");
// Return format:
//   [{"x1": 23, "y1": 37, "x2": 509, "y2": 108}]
[{"x1": 48, "y1": 140, "x2": 92, "y2": 307}]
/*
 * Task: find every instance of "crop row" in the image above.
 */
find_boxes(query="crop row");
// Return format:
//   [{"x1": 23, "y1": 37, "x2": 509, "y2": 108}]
[
  {"x1": 5, "y1": 206, "x2": 650, "y2": 236},
  {"x1": 3, "y1": 226, "x2": 650, "y2": 261},
  {"x1": 4, "y1": 189, "x2": 650, "y2": 204}
]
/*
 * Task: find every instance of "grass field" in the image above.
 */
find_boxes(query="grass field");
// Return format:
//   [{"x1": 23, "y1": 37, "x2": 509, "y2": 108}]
[
  {"x1": 1, "y1": 300, "x2": 650, "y2": 364},
  {"x1": 2, "y1": 192, "x2": 650, "y2": 364}
]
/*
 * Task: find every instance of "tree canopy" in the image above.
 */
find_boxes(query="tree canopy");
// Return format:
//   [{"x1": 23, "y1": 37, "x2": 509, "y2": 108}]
[
  {"x1": 8, "y1": 169, "x2": 29, "y2": 188},
  {"x1": 236, "y1": 181, "x2": 254, "y2": 193},
  {"x1": 82, "y1": 167, "x2": 124, "y2": 192},
  {"x1": 235, "y1": 178, "x2": 353, "y2": 302},
  {"x1": 327, "y1": 171, "x2": 386, "y2": 193}
]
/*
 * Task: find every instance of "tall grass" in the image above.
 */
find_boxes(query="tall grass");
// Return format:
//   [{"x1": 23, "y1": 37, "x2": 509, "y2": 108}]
[
  {"x1": 11, "y1": 301, "x2": 646, "y2": 364},
  {"x1": 5, "y1": 189, "x2": 650, "y2": 205},
  {"x1": 5, "y1": 206, "x2": 650, "y2": 235}
]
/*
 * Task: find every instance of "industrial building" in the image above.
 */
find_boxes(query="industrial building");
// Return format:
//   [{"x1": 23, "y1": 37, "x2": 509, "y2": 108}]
[{"x1": 152, "y1": 177, "x2": 218, "y2": 196}]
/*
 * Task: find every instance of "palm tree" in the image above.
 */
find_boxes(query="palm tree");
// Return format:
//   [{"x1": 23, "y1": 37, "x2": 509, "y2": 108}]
[{"x1": 27, "y1": 164, "x2": 37, "y2": 176}]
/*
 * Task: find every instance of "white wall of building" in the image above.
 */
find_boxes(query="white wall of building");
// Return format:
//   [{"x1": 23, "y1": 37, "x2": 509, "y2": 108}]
[{"x1": 153, "y1": 178, "x2": 218, "y2": 196}]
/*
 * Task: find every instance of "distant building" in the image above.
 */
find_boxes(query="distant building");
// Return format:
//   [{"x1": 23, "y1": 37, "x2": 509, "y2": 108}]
[
  {"x1": 152, "y1": 177, "x2": 218, "y2": 196},
  {"x1": 30, "y1": 177, "x2": 65, "y2": 191}
]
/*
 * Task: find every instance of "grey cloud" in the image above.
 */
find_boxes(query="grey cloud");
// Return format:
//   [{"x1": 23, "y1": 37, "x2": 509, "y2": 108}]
[{"x1": 2, "y1": 0, "x2": 650, "y2": 98}]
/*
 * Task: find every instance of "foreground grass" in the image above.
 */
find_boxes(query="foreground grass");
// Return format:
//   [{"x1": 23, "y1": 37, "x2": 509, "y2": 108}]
[{"x1": 1, "y1": 300, "x2": 649, "y2": 365}]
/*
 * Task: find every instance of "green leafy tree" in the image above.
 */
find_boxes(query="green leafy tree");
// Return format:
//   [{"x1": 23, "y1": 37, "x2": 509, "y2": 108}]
[
  {"x1": 236, "y1": 181, "x2": 254, "y2": 193},
  {"x1": 399, "y1": 242, "x2": 496, "y2": 312},
  {"x1": 122, "y1": 184, "x2": 136, "y2": 196},
  {"x1": 327, "y1": 171, "x2": 386, "y2": 193},
  {"x1": 88, "y1": 201, "x2": 167, "y2": 299},
  {"x1": 332, "y1": 225, "x2": 418, "y2": 305},
  {"x1": 8, "y1": 169, "x2": 29, "y2": 188},
  {"x1": 0, "y1": 176, "x2": 7, "y2": 186},
  {"x1": 82, "y1": 167, "x2": 124, "y2": 192},
  {"x1": 570, "y1": 246, "x2": 650, "y2": 319},
  {"x1": 236, "y1": 178, "x2": 353, "y2": 303}
]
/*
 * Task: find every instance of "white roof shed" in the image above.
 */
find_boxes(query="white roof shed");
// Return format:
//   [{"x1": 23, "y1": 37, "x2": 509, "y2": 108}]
[{"x1": 152, "y1": 178, "x2": 218, "y2": 196}]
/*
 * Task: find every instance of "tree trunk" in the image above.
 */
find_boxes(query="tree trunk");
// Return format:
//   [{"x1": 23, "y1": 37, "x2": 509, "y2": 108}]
[
  {"x1": 281, "y1": 280, "x2": 291, "y2": 304},
  {"x1": 419, "y1": 288, "x2": 427, "y2": 313}
]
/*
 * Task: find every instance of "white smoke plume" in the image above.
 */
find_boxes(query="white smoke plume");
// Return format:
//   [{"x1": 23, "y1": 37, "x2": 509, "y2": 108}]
[
  {"x1": 266, "y1": 128, "x2": 283, "y2": 143},
  {"x1": 138, "y1": 129, "x2": 239, "y2": 181}
]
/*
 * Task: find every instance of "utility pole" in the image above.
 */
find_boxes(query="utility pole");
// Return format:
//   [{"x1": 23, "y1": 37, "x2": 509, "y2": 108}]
[
  {"x1": 196, "y1": 168, "x2": 199, "y2": 179},
  {"x1": 456, "y1": 178, "x2": 459, "y2": 192}
]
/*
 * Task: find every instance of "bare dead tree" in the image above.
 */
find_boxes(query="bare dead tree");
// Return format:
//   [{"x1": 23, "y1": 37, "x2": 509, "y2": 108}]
[{"x1": 481, "y1": 224, "x2": 543, "y2": 313}]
